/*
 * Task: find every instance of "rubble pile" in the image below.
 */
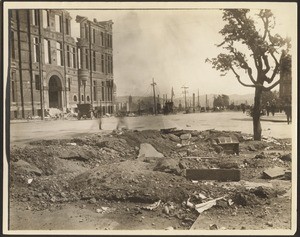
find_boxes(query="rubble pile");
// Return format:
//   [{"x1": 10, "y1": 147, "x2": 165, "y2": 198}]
[{"x1": 9, "y1": 129, "x2": 292, "y2": 228}]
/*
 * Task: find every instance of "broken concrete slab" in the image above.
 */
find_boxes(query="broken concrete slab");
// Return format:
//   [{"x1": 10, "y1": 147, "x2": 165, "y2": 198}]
[
  {"x1": 263, "y1": 166, "x2": 286, "y2": 179},
  {"x1": 168, "y1": 134, "x2": 181, "y2": 142},
  {"x1": 195, "y1": 196, "x2": 225, "y2": 213},
  {"x1": 138, "y1": 143, "x2": 164, "y2": 158},
  {"x1": 186, "y1": 169, "x2": 241, "y2": 181}
]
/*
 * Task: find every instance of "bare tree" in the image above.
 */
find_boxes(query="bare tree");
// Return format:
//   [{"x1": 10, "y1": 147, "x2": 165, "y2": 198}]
[{"x1": 206, "y1": 9, "x2": 291, "y2": 140}]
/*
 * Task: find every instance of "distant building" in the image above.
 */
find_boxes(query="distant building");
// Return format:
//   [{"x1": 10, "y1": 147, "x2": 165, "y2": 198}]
[
  {"x1": 279, "y1": 53, "x2": 292, "y2": 102},
  {"x1": 9, "y1": 9, "x2": 115, "y2": 119}
]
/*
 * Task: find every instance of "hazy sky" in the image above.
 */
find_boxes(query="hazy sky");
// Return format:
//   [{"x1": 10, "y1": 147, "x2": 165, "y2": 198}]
[{"x1": 68, "y1": 7, "x2": 295, "y2": 97}]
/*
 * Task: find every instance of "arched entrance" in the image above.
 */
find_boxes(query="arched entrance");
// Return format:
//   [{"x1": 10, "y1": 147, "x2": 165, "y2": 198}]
[{"x1": 48, "y1": 75, "x2": 62, "y2": 108}]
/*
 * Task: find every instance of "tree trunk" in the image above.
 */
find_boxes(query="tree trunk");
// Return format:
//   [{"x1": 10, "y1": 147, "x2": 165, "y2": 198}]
[{"x1": 253, "y1": 87, "x2": 262, "y2": 140}]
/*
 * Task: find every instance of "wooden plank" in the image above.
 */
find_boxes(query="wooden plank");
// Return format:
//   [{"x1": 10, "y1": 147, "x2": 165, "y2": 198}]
[{"x1": 186, "y1": 169, "x2": 241, "y2": 181}]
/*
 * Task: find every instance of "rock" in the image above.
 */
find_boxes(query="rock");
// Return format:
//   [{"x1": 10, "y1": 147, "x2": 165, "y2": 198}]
[
  {"x1": 280, "y1": 153, "x2": 291, "y2": 162},
  {"x1": 255, "y1": 152, "x2": 266, "y2": 159},
  {"x1": 214, "y1": 145, "x2": 223, "y2": 153},
  {"x1": 180, "y1": 133, "x2": 191, "y2": 140},
  {"x1": 27, "y1": 178, "x2": 33, "y2": 184},
  {"x1": 169, "y1": 134, "x2": 181, "y2": 142},
  {"x1": 248, "y1": 145, "x2": 257, "y2": 151},
  {"x1": 153, "y1": 159, "x2": 181, "y2": 175},
  {"x1": 165, "y1": 226, "x2": 174, "y2": 230},
  {"x1": 89, "y1": 198, "x2": 97, "y2": 204},
  {"x1": 138, "y1": 143, "x2": 164, "y2": 158},
  {"x1": 163, "y1": 206, "x2": 170, "y2": 215},
  {"x1": 266, "y1": 221, "x2": 273, "y2": 227},
  {"x1": 209, "y1": 224, "x2": 218, "y2": 230}
]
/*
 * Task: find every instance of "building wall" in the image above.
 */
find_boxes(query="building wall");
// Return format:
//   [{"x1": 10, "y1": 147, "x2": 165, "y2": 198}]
[
  {"x1": 9, "y1": 9, "x2": 115, "y2": 119},
  {"x1": 279, "y1": 54, "x2": 292, "y2": 102}
]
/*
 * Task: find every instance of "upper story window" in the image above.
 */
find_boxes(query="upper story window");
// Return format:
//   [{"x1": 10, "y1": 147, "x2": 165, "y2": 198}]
[
  {"x1": 66, "y1": 18, "x2": 70, "y2": 35},
  {"x1": 85, "y1": 24, "x2": 89, "y2": 39},
  {"x1": 55, "y1": 15, "x2": 62, "y2": 33},
  {"x1": 85, "y1": 49, "x2": 89, "y2": 69},
  {"x1": 11, "y1": 30, "x2": 16, "y2": 60},
  {"x1": 44, "y1": 39, "x2": 51, "y2": 64},
  {"x1": 78, "y1": 48, "x2": 81, "y2": 69},
  {"x1": 33, "y1": 37, "x2": 39, "y2": 63},
  {"x1": 56, "y1": 41, "x2": 63, "y2": 66},
  {"x1": 72, "y1": 47, "x2": 76, "y2": 68},
  {"x1": 66, "y1": 45, "x2": 71, "y2": 67},
  {"x1": 100, "y1": 32, "x2": 104, "y2": 46},
  {"x1": 42, "y1": 10, "x2": 49, "y2": 28},
  {"x1": 32, "y1": 10, "x2": 39, "y2": 26},
  {"x1": 101, "y1": 54, "x2": 105, "y2": 73},
  {"x1": 92, "y1": 29, "x2": 96, "y2": 44}
]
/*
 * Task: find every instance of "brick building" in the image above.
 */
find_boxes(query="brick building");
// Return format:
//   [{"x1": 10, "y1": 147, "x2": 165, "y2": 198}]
[{"x1": 9, "y1": 9, "x2": 115, "y2": 119}]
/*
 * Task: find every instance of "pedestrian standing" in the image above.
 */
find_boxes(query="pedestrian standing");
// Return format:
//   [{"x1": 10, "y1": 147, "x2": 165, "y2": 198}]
[
  {"x1": 98, "y1": 107, "x2": 102, "y2": 130},
  {"x1": 284, "y1": 98, "x2": 292, "y2": 124},
  {"x1": 270, "y1": 99, "x2": 276, "y2": 116},
  {"x1": 266, "y1": 101, "x2": 270, "y2": 116}
]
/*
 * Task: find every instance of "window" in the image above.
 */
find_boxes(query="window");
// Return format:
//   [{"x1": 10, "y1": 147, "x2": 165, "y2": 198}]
[
  {"x1": 11, "y1": 72, "x2": 16, "y2": 102},
  {"x1": 68, "y1": 78, "x2": 71, "y2": 91},
  {"x1": 105, "y1": 54, "x2": 108, "y2": 74},
  {"x1": 81, "y1": 95, "x2": 84, "y2": 101},
  {"x1": 42, "y1": 10, "x2": 49, "y2": 28},
  {"x1": 55, "y1": 15, "x2": 62, "y2": 32},
  {"x1": 66, "y1": 45, "x2": 71, "y2": 67},
  {"x1": 33, "y1": 37, "x2": 39, "y2": 63},
  {"x1": 44, "y1": 39, "x2": 51, "y2": 64},
  {"x1": 32, "y1": 10, "x2": 39, "y2": 26},
  {"x1": 78, "y1": 48, "x2": 81, "y2": 69},
  {"x1": 85, "y1": 24, "x2": 89, "y2": 39},
  {"x1": 101, "y1": 81, "x2": 105, "y2": 101},
  {"x1": 66, "y1": 18, "x2": 70, "y2": 35},
  {"x1": 93, "y1": 81, "x2": 97, "y2": 101},
  {"x1": 92, "y1": 51, "x2": 96, "y2": 71},
  {"x1": 100, "y1": 32, "x2": 104, "y2": 46},
  {"x1": 85, "y1": 49, "x2": 89, "y2": 69},
  {"x1": 11, "y1": 31, "x2": 15, "y2": 60},
  {"x1": 35, "y1": 75, "x2": 40, "y2": 90},
  {"x1": 101, "y1": 54, "x2": 104, "y2": 73},
  {"x1": 92, "y1": 29, "x2": 96, "y2": 43},
  {"x1": 87, "y1": 95, "x2": 90, "y2": 102},
  {"x1": 111, "y1": 56, "x2": 113, "y2": 73},
  {"x1": 72, "y1": 47, "x2": 76, "y2": 68},
  {"x1": 73, "y1": 95, "x2": 77, "y2": 102},
  {"x1": 56, "y1": 42, "x2": 63, "y2": 66}
]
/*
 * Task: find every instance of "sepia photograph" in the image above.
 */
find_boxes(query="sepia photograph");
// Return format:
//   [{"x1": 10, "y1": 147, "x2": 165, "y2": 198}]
[{"x1": 2, "y1": 1, "x2": 297, "y2": 235}]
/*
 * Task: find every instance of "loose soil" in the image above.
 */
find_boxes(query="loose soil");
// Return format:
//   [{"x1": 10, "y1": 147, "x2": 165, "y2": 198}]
[{"x1": 8, "y1": 129, "x2": 292, "y2": 231}]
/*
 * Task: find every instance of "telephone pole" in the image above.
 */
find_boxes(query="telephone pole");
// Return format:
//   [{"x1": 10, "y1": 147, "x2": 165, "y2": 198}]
[
  {"x1": 197, "y1": 89, "x2": 200, "y2": 111},
  {"x1": 151, "y1": 78, "x2": 157, "y2": 115},
  {"x1": 182, "y1": 85, "x2": 189, "y2": 110}
]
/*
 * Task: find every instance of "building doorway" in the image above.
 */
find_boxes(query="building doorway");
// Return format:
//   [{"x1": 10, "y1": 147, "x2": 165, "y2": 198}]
[{"x1": 48, "y1": 75, "x2": 62, "y2": 108}]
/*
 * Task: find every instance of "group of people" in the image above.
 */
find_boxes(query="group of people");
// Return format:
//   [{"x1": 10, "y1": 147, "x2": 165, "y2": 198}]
[{"x1": 265, "y1": 98, "x2": 292, "y2": 124}]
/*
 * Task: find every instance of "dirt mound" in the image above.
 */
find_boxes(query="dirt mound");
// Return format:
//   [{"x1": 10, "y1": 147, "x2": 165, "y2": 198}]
[{"x1": 70, "y1": 160, "x2": 191, "y2": 203}]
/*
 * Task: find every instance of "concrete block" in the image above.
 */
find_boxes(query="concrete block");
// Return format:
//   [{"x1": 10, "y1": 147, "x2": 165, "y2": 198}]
[
  {"x1": 186, "y1": 169, "x2": 240, "y2": 181},
  {"x1": 262, "y1": 166, "x2": 285, "y2": 179}
]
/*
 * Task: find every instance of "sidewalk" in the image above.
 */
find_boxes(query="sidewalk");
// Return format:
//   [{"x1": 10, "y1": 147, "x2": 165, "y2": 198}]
[{"x1": 260, "y1": 112, "x2": 289, "y2": 123}]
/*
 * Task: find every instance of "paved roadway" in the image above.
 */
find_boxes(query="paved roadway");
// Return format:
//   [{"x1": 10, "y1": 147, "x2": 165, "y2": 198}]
[{"x1": 9, "y1": 112, "x2": 293, "y2": 144}]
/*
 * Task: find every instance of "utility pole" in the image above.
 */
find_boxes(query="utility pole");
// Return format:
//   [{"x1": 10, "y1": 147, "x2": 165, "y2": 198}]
[
  {"x1": 193, "y1": 93, "x2": 195, "y2": 113},
  {"x1": 197, "y1": 89, "x2": 200, "y2": 111},
  {"x1": 182, "y1": 85, "x2": 189, "y2": 110},
  {"x1": 205, "y1": 94, "x2": 208, "y2": 112},
  {"x1": 151, "y1": 78, "x2": 157, "y2": 115}
]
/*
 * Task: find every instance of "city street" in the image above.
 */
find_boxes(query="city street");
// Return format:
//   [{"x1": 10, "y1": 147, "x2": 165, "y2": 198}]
[{"x1": 9, "y1": 111, "x2": 292, "y2": 144}]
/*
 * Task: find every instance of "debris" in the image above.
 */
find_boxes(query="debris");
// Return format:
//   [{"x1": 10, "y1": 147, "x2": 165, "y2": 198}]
[
  {"x1": 263, "y1": 166, "x2": 286, "y2": 179},
  {"x1": 13, "y1": 159, "x2": 42, "y2": 176},
  {"x1": 186, "y1": 169, "x2": 241, "y2": 181},
  {"x1": 27, "y1": 178, "x2": 33, "y2": 184},
  {"x1": 163, "y1": 206, "x2": 170, "y2": 215},
  {"x1": 138, "y1": 143, "x2": 164, "y2": 158},
  {"x1": 153, "y1": 159, "x2": 181, "y2": 175},
  {"x1": 195, "y1": 196, "x2": 225, "y2": 213},
  {"x1": 160, "y1": 128, "x2": 177, "y2": 134},
  {"x1": 191, "y1": 180, "x2": 198, "y2": 184},
  {"x1": 165, "y1": 226, "x2": 174, "y2": 230},
  {"x1": 280, "y1": 153, "x2": 291, "y2": 162},
  {"x1": 209, "y1": 224, "x2": 218, "y2": 230},
  {"x1": 266, "y1": 221, "x2": 273, "y2": 227},
  {"x1": 227, "y1": 199, "x2": 234, "y2": 206},
  {"x1": 186, "y1": 198, "x2": 194, "y2": 209},
  {"x1": 66, "y1": 142, "x2": 77, "y2": 146},
  {"x1": 284, "y1": 170, "x2": 291, "y2": 180},
  {"x1": 255, "y1": 152, "x2": 266, "y2": 159},
  {"x1": 180, "y1": 133, "x2": 191, "y2": 140},
  {"x1": 198, "y1": 193, "x2": 207, "y2": 200},
  {"x1": 142, "y1": 200, "x2": 161, "y2": 211},
  {"x1": 248, "y1": 145, "x2": 257, "y2": 151},
  {"x1": 215, "y1": 137, "x2": 239, "y2": 155},
  {"x1": 176, "y1": 143, "x2": 182, "y2": 148},
  {"x1": 89, "y1": 197, "x2": 97, "y2": 204},
  {"x1": 168, "y1": 134, "x2": 181, "y2": 142}
]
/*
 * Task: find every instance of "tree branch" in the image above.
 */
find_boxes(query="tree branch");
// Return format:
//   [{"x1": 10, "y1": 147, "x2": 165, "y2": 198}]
[
  {"x1": 263, "y1": 77, "x2": 282, "y2": 91},
  {"x1": 230, "y1": 66, "x2": 256, "y2": 88},
  {"x1": 262, "y1": 55, "x2": 270, "y2": 73}
]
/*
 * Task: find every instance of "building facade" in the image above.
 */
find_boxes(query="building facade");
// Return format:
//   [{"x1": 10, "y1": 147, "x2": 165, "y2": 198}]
[
  {"x1": 279, "y1": 53, "x2": 292, "y2": 102},
  {"x1": 9, "y1": 9, "x2": 115, "y2": 119}
]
